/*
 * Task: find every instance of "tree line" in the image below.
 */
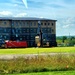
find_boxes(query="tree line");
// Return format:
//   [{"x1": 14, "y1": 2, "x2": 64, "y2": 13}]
[{"x1": 56, "y1": 36, "x2": 75, "y2": 47}]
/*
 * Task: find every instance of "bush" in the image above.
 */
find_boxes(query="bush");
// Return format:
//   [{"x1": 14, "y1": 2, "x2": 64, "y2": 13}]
[{"x1": 0, "y1": 54, "x2": 75, "y2": 74}]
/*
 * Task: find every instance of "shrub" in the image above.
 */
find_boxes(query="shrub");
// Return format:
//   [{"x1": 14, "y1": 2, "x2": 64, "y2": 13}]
[{"x1": 0, "y1": 54, "x2": 75, "y2": 74}]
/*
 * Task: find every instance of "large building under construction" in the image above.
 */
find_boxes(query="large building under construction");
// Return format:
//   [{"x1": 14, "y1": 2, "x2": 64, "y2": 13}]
[{"x1": 0, "y1": 17, "x2": 57, "y2": 47}]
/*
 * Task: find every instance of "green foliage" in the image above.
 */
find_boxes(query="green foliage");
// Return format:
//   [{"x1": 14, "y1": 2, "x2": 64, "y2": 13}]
[
  {"x1": 0, "y1": 54, "x2": 75, "y2": 74},
  {"x1": 56, "y1": 36, "x2": 75, "y2": 47},
  {"x1": 62, "y1": 36, "x2": 67, "y2": 43}
]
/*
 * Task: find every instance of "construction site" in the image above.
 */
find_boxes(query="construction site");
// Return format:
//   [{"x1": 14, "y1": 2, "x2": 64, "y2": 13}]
[{"x1": 0, "y1": 17, "x2": 57, "y2": 48}]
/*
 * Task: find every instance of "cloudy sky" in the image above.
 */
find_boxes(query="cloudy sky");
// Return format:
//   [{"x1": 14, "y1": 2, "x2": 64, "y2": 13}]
[{"x1": 0, "y1": 0, "x2": 75, "y2": 36}]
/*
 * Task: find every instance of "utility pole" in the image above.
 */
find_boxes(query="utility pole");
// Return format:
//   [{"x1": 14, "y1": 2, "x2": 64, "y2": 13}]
[
  {"x1": 69, "y1": 33, "x2": 70, "y2": 39},
  {"x1": 69, "y1": 33, "x2": 71, "y2": 46}
]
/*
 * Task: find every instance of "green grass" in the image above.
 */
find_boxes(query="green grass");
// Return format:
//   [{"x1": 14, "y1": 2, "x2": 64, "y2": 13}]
[
  {"x1": 0, "y1": 47, "x2": 75, "y2": 74},
  {"x1": 0, "y1": 54, "x2": 75, "y2": 74},
  {"x1": 1, "y1": 71, "x2": 75, "y2": 75},
  {"x1": 0, "y1": 47, "x2": 75, "y2": 54}
]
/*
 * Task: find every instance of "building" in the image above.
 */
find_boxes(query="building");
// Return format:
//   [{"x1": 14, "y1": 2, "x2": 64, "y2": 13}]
[{"x1": 0, "y1": 17, "x2": 57, "y2": 47}]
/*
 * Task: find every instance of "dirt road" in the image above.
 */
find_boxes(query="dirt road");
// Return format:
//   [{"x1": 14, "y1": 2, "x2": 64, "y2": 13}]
[{"x1": 0, "y1": 53, "x2": 75, "y2": 60}]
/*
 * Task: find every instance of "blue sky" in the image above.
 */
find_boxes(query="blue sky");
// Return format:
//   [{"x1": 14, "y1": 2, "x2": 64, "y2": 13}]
[{"x1": 0, "y1": 0, "x2": 75, "y2": 36}]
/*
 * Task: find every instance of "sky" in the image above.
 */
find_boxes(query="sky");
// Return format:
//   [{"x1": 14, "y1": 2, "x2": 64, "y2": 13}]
[{"x1": 0, "y1": 0, "x2": 75, "y2": 36}]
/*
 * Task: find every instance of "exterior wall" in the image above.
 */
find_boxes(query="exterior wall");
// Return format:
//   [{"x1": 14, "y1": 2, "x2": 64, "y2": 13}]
[
  {"x1": 40, "y1": 20, "x2": 56, "y2": 46},
  {"x1": 0, "y1": 20, "x2": 11, "y2": 40},
  {"x1": 11, "y1": 20, "x2": 38, "y2": 47},
  {"x1": 0, "y1": 20, "x2": 11, "y2": 27},
  {"x1": 0, "y1": 19, "x2": 57, "y2": 47}
]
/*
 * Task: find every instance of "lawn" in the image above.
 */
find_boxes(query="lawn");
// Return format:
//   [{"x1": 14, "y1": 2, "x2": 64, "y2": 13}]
[
  {"x1": 2, "y1": 71, "x2": 75, "y2": 75},
  {"x1": 0, "y1": 47, "x2": 75, "y2": 54}
]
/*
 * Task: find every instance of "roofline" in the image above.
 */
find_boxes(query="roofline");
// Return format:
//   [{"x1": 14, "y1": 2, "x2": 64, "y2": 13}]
[{"x1": 0, "y1": 17, "x2": 57, "y2": 21}]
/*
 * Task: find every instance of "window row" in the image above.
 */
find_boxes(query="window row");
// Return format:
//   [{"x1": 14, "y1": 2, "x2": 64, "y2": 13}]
[
  {"x1": 12, "y1": 21, "x2": 54, "y2": 26},
  {"x1": 0, "y1": 35, "x2": 10, "y2": 40},
  {"x1": 0, "y1": 28, "x2": 11, "y2": 33},
  {"x1": 12, "y1": 28, "x2": 37, "y2": 33},
  {"x1": 11, "y1": 35, "x2": 36, "y2": 40},
  {"x1": 41, "y1": 22, "x2": 54, "y2": 26},
  {"x1": 1, "y1": 21, "x2": 54, "y2": 26},
  {"x1": 12, "y1": 21, "x2": 37, "y2": 26},
  {"x1": 0, "y1": 28, "x2": 53, "y2": 33},
  {"x1": 47, "y1": 34, "x2": 56, "y2": 41}
]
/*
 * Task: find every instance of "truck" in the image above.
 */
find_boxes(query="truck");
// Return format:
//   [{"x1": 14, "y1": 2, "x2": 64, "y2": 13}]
[
  {"x1": 4, "y1": 40, "x2": 27, "y2": 48},
  {"x1": 0, "y1": 39, "x2": 27, "y2": 48}
]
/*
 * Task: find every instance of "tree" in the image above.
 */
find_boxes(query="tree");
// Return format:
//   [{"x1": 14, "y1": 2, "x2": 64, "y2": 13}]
[
  {"x1": 62, "y1": 36, "x2": 67, "y2": 43},
  {"x1": 70, "y1": 36, "x2": 75, "y2": 40}
]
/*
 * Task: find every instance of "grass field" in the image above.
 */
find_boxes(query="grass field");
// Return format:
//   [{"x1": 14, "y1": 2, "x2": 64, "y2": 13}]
[
  {"x1": 0, "y1": 47, "x2": 75, "y2": 74},
  {"x1": 0, "y1": 47, "x2": 75, "y2": 54},
  {"x1": 1, "y1": 71, "x2": 75, "y2": 75}
]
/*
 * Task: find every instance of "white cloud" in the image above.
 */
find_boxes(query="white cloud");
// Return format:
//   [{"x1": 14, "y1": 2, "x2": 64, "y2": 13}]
[
  {"x1": 63, "y1": 25, "x2": 69, "y2": 28},
  {"x1": 15, "y1": 13, "x2": 27, "y2": 17},
  {"x1": 0, "y1": 11, "x2": 13, "y2": 16},
  {"x1": 62, "y1": 17, "x2": 75, "y2": 28},
  {"x1": 56, "y1": 17, "x2": 75, "y2": 36},
  {"x1": 0, "y1": 11, "x2": 27, "y2": 17}
]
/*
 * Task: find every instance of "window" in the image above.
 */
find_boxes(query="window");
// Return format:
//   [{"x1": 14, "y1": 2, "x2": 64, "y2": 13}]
[
  {"x1": 16, "y1": 34, "x2": 18, "y2": 37},
  {"x1": 25, "y1": 22, "x2": 27, "y2": 26},
  {"x1": 12, "y1": 29, "x2": 15, "y2": 34},
  {"x1": 30, "y1": 29, "x2": 33, "y2": 32},
  {"x1": 52, "y1": 23, "x2": 54, "y2": 26},
  {"x1": 4, "y1": 29, "x2": 7, "y2": 33},
  {"x1": 4, "y1": 21, "x2": 6, "y2": 25},
  {"x1": 27, "y1": 29, "x2": 29, "y2": 33},
  {"x1": 22, "y1": 29, "x2": 24, "y2": 33},
  {"x1": 30, "y1": 35, "x2": 34, "y2": 40},
  {"x1": 16, "y1": 29, "x2": 18, "y2": 33},
  {"x1": 45, "y1": 23, "x2": 46, "y2": 25},
  {"x1": 41, "y1": 23, "x2": 43, "y2": 25},
  {"x1": 4, "y1": 36, "x2": 7, "y2": 39},
  {"x1": 30, "y1": 22, "x2": 32, "y2": 26},
  {"x1": 23, "y1": 36, "x2": 26, "y2": 38},
  {"x1": 19, "y1": 22, "x2": 21, "y2": 25},
  {"x1": 34, "y1": 28, "x2": 37, "y2": 32},
  {"x1": 16, "y1": 22, "x2": 18, "y2": 25},
  {"x1": 23, "y1": 22, "x2": 25, "y2": 26},
  {"x1": 27, "y1": 35, "x2": 29, "y2": 40},
  {"x1": 42, "y1": 28, "x2": 47, "y2": 33},
  {"x1": 19, "y1": 30, "x2": 22, "y2": 34},
  {"x1": 20, "y1": 38, "x2": 22, "y2": 40},
  {"x1": 0, "y1": 35, "x2": 2, "y2": 38},
  {"x1": 48, "y1": 23, "x2": 50, "y2": 25},
  {"x1": 34, "y1": 22, "x2": 36, "y2": 26},
  {"x1": 52, "y1": 29, "x2": 54, "y2": 32},
  {"x1": 27, "y1": 22, "x2": 29, "y2": 25},
  {"x1": 31, "y1": 42, "x2": 33, "y2": 46},
  {"x1": 12, "y1": 21, "x2": 14, "y2": 26},
  {"x1": 48, "y1": 28, "x2": 51, "y2": 33}
]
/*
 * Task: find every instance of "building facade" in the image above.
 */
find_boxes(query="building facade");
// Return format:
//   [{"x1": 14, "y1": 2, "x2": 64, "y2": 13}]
[{"x1": 0, "y1": 17, "x2": 57, "y2": 47}]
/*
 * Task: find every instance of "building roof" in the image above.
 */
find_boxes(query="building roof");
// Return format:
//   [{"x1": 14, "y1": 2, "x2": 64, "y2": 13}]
[{"x1": 0, "y1": 17, "x2": 57, "y2": 21}]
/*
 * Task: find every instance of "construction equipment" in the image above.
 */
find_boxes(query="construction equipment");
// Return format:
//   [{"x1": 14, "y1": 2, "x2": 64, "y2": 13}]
[
  {"x1": 35, "y1": 21, "x2": 49, "y2": 47},
  {"x1": 4, "y1": 40, "x2": 27, "y2": 48}
]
